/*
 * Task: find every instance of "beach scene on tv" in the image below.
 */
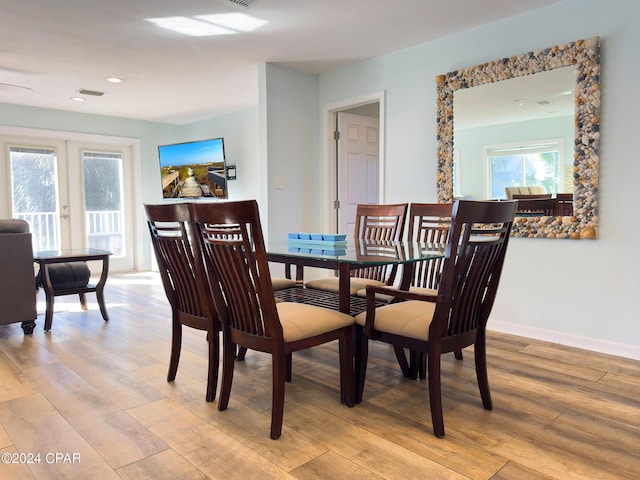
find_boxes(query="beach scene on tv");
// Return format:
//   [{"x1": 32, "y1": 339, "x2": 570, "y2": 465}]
[{"x1": 159, "y1": 138, "x2": 227, "y2": 199}]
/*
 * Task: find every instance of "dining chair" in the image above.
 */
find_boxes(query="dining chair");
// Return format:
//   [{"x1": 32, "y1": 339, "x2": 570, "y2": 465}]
[
  {"x1": 354, "y1": 200, "x2": 517, "y2": 437},
  {"x1": 393, "y1": 203, "x2": 455, "y2": 379},
  {"x1": 144, "y1": 203, "x2": 220, "y2": 402},
  {"x1": 188, "y1": 200, "x2": 355, "y2": 440},
  {"x1": 515, "y1": 197, "x2": 557, "y2": 216},
  {"x1": 305, "y1": 203, "x2": 408, "y2": 295}
]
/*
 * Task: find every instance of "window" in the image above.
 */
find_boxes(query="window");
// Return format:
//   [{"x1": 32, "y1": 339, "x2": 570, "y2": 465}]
[
  {"x1": 10, "y1": 146, "x2": 61, "y2": 251},
  {"x1": 82, "y1": 151, "x2": 125, "y2": 256},
  {"x1": 487, "y1": 140, "x2": 562, "y2": 199}
]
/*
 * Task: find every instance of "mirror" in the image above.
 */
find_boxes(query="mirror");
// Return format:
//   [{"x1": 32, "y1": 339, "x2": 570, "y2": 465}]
[{"x1": 436, "y1": 37, "x2": 600, "y2": 239}]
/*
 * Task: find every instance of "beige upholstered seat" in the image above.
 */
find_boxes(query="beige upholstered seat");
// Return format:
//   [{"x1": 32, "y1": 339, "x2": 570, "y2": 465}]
[{"x1": 270, "y1": 277, "x2": 296, "y2": 290}]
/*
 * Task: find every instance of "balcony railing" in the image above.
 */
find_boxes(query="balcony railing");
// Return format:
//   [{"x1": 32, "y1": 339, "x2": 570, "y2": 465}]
[{"x1": 15, "y1": 210, "x2": 123, "y2": 255}]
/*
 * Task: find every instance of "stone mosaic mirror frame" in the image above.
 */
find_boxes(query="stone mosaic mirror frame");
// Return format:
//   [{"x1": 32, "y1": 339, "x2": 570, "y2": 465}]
[{"x1": 436, "y1": 37, "x2": 600, "y2": 239}]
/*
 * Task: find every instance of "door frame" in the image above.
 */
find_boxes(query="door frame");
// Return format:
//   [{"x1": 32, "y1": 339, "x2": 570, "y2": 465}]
[
  {"x1": 322, "y1": 90, "x2": 386, "y2": 233},
  {"x1": 0, "y1": 125, "x2": 143, "y2": 271}
]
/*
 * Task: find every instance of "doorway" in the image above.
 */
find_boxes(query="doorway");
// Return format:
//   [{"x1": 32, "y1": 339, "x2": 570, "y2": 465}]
[
  {"x1": 1, "y1": 132, "x2": 137, "y2": 272},
  {"x1": 326, "y1": 91, "x2": 385, "y2": 235}
]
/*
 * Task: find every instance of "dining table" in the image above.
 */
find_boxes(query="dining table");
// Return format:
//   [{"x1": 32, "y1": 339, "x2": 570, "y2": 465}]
[{"x1": 266, "y1": 239, "x2": 445, "y2": 316}]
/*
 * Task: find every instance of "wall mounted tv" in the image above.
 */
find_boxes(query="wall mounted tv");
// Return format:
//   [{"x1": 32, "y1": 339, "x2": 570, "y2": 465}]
[{"x1": 158, "y1": 137, "x2": 227, "y2": 199}]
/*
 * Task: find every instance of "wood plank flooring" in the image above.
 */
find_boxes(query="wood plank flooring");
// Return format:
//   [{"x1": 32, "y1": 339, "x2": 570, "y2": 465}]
[{"x1": 0, "y1": 272, "x2": 638, "y2": 479}]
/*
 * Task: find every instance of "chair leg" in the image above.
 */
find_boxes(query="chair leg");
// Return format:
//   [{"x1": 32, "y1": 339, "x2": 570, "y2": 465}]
[
  {"x1": 270, "y1": 351, "x2": 287, "y2": 440},
  {"x1": 427, "y1": 350, "x2": 445, "y2": 438},
  {"x1": 217, "y1": 337, "x2": 237, "y2": 412},
  {"x1": 236, "y1": 346, "x2": 248, "y2": 361},
  {"x1": 454, "y1": 349, "x2": 464, "y2": 360},
  {"x1": 286, "y1": 353, "x2": 292, "y2": 382},
  {"x1": 409, "y1": 350, "x2": 420, "y2": 380},
  {"x1": 339, "y1": 327, "x2": 355, "y2": 407},
  {"x1": 474, "y1": 330, "x2": 493, "y2": 410},
  {"x1": 393, "y1": 345, "x2": 411, "y2": 377},
  {"x1": 418, "y1": 352, "x2": 427, "y2": 380},
  {"x1": 354, "y1": 326, "x2": 369, "y2": 404},
  {"x1": 167, "y1": 319, "x2": 181, "y2": 382},
  {"x1": 205, "y1": 329, "x2": 218, "y2": 402}
]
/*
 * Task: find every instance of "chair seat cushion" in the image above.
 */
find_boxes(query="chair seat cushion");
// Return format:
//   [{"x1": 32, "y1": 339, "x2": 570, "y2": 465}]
[
  {"x1": 354, "y1": 300, "x2": 436, "y2": 341},
  {"x1": 271, "y1": 277, "x2": 296, "y2": 291},
  {"x1": 276, "y1": 302, "x2": 354, "y2": 342},
  {"x1": 305, "y1": 277, "x2": 386, "y2": 295},
  {"x1": 39, "y1": 262, "x2": 91, "y2": 290}
]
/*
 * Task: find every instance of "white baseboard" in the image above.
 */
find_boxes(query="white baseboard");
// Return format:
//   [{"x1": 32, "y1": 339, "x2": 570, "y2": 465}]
[{"x1": 488, "y1": 320, "x2": 640, "y2": 361}]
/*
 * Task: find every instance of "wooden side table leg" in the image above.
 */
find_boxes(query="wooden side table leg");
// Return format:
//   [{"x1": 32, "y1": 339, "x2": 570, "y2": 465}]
[
  {"x1": 95, "y1": 255, "x2": 110, "y2": 322},
  {"x1": 44, "y1": 289, "x2": 54, "y2": 331},
  {"x1": 41, "y1": 264, "x2": 55, "y2": 331},
  {"x1": 79, "y1": 292, "x2": 88, "y2": 310}
]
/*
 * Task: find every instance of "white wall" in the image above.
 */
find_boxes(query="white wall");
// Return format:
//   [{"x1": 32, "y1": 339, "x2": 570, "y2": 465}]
[
  {"x1": 314, "y1": 0, "x2": 640, "y2": 359},
  {"x1": 260, "y1": 64, "x2": 320, "y2": 241}
]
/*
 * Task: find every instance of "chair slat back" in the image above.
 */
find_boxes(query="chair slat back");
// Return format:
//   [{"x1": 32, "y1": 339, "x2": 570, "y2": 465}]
[
  {"x1": 353, "y1": 203, "x2": 408, "y2": 283},
  {"x1": 407, "y1": 203, "x2": 453, "y2": 290},
  {"x1": 144, "y1": 203, "x2": 207, "y2": 319},
  {"x1": 189, "y1": 201, "x2": 282, "y2": 342},
  {"x1": 432, "y1": 200, "x2": 516, "y2": 341}
]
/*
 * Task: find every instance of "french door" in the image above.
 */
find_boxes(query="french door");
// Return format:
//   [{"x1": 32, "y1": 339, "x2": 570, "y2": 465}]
[{"x1": 2, "y1": 134, "x2": 135, "y2": 272}]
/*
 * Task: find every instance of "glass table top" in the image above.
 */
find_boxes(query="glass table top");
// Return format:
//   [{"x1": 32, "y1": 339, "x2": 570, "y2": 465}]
[{"x1": 266, "y1": 239, "x2": 445, "y2": 266}]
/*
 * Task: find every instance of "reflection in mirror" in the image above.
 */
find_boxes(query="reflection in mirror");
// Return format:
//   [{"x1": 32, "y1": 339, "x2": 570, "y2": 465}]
[
  {"x1": 454, "y1": 66, "x2": 574, "y2": 201},
  {"x1": 436, "y1": 37, "x2": 600, "y2": 239}
]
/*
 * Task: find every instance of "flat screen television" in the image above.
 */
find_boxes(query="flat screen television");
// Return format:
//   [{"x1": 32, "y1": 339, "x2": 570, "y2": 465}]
[{"x1": 158, "y1": 137, "x2": 227, "y2": 199}]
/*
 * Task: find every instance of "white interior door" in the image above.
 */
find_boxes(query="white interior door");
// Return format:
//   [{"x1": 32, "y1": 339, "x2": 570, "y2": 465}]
[{"x1": 337, "y1": 112, "x2": 380, "y2": 237}]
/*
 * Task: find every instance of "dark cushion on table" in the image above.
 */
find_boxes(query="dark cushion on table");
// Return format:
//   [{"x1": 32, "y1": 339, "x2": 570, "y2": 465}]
[{"x1": 37, "y1": 262, "x2": 91, "y2": 290}]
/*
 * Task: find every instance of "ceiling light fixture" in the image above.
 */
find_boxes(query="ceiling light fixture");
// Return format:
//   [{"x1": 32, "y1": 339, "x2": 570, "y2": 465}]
[
  {"x1": 107, "y1": 77, "x2": 123, "y2": 83},
  {"x1": 148, "y1": 12, "x2": 267, "y2": 36},
  {"x1": 195, "y1": 13, "x2": 267, "y2": 32},
  {"x1": 78, "y1": 89, "x2": 104, "y2": 96},
  {"x1": 71, "y1": 97, "x2": 85, "y2": 102},
  {"x1": 147, "y1": 16, "x2": 235, "y2": 36}
]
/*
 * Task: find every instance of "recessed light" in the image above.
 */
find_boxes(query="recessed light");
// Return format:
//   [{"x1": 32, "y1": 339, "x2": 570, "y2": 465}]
[
  {"x1": 107, "y1": 77, "x2": 123, "y2": 83},
  {"x1": 195, "y1": 13, "x2": 268, "y2": 32},
  {"x1": 147, "y1": 16, "x2": 235, "y2": 36},
  {"x1": 71, "y1": 97, "x2": 85, "y2": 102}
]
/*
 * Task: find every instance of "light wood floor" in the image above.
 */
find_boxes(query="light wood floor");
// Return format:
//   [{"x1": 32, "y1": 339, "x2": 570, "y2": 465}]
[{"x1": 1, "y1": 272, "x2": 638, "y2": 480}]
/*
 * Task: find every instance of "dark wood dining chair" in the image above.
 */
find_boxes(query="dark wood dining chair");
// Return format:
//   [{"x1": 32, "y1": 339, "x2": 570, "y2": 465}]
[
  {"x1": 305, "y1": 203, "x2": 408, "y2": 294},
  {"x1": 354, "y1": 200, "x2": 517, "y2": 437},
  {"x1": 555, "y1": 193, "x2": 574, "y2": 216},
  {"x1": 397, "y1": 203, "x2": 455, "y2": 379},
  {"x1": 144, "y1": 203, "x2": 220, "y2": 402},
  {"x1": 515, "y1": 197, "x2": 557, "y2": 216},
  {"x1": 188, "y1": 200, "x2": 355, "y2": 440}
]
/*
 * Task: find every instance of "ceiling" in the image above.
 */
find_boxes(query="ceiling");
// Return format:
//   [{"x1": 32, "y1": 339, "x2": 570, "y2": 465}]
[{"x1": 0, "y1": 0, "x2": 565, "y2": 125}]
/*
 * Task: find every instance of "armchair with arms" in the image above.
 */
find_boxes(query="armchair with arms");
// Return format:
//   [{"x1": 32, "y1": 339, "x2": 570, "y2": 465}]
[
  {"x1": 0, "y1": 219, "x2": 37, "y2": 334},
  {"x1": 354, "y1": 200, "x2": 517, "y2": 437}
]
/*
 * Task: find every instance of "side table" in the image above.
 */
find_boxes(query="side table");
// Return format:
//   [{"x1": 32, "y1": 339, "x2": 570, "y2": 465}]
[{"x1": 33, "y1": 248, "x2": 112, "y2": 331}]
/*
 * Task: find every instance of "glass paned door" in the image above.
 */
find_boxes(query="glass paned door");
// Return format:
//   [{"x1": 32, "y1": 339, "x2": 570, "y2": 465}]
[
  {"x1": 4, "y1": 135, "x2": 135, "y2": 272},
  {"x1": 82, "y1": 151, "x2": 125, "y2": 256},
  {"x1": 10, "y1": 147, "x2": 62, "y2": 251}
]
